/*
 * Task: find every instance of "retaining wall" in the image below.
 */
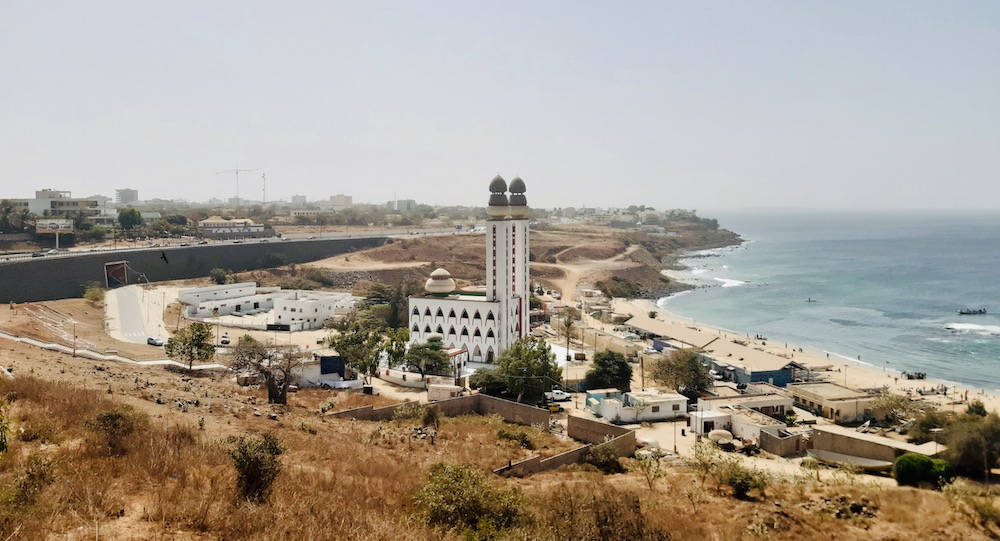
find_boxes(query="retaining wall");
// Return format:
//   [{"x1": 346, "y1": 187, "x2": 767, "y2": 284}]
[
  {"x1": 325, "y1": 400, "x2": 420, "y2": 421},
  {"x1": 0, "y1": 237, "x2": 386, "y2": 303},
  {"x1": 811, "y1": 427, "x2": 900, "y2": 462}
]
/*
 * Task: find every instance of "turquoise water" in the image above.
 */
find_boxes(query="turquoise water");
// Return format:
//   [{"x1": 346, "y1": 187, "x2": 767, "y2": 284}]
[{"x1": 659, "y1": 210, "x2": 1000, "y2": 392}]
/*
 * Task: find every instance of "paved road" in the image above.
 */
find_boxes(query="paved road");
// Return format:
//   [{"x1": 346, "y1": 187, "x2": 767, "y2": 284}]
[{"x1": 115, "y1": 286, "x2": 150, "y2": 343}]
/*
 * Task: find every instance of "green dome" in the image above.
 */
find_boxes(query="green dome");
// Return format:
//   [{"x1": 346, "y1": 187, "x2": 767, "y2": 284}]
[
  {"x1": 509, "y1": 177, "x2": 526, "y2": 193},
  {"x1": 489, "y1": 175, "x2": 507, "y2": 193}
]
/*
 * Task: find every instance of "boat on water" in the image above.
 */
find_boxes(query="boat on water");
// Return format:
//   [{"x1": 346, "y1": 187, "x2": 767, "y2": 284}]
[
  {"x1": 806, "y1": 449, "x2": 893, "y2": 472},
  {"x1": 958, "y1": 308, "x2": 987, "y2": 315}
]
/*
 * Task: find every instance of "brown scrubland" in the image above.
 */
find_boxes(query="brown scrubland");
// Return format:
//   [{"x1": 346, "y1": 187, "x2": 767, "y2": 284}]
[{"x1": 3, "y1": 224, "x2": 1000, "y2": 539}]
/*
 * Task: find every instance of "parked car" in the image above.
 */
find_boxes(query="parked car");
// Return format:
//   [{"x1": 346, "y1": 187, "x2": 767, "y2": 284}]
[
  {"x1": 220, "y1": 334, "x2": 230, "y2": 345},
  {"x1": 31, "y1": 251, "x2": 46, "y2": 257},
  {"x1": 544, "y1": 388, "x2": 571, "y2": 402},
  {"x1": 147, "y1": 337, "x2": 164, "y2": 346}
]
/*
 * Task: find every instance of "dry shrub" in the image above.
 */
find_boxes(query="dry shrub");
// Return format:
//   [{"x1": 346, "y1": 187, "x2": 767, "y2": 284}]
[
  {"x1": 229, "y1": 432, "x2": 284, "y2": 504},
  {"x1": 526, "y1": 482, "x2": 670, "y2": 541},
  {"x1": 86, "y1": 407, "x2": 148, "y2": 456},
  {"x1": 2, "y1": 376, "x2": 113, "y2": 437}
]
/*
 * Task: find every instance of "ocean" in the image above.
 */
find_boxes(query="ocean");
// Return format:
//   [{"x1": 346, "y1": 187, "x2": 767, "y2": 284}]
[{"x1": 658, "y1": 210, "x2": 1000, "y2": 392}]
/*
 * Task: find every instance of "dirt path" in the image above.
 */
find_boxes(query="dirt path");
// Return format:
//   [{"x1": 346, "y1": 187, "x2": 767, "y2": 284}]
[
  {"x1": 533, "y1": 244, "x2": 643, "y2": 303},
  {"x1": 306, "y1": 253, "x2": 429, "y2": 270}
]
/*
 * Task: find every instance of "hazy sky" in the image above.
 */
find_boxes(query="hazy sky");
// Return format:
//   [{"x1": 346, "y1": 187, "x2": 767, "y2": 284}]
[{"x1": 2, "y1": 2, "x2": 999, "y2": 210}]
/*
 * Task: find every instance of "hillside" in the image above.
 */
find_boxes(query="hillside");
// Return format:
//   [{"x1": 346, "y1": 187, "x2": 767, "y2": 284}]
[
  {"x1": 298, "y1": 224, "x2": 741, "y2": 301},
  {"x1": 1, "y1": 341, "x2": 997, "y2": 540}
]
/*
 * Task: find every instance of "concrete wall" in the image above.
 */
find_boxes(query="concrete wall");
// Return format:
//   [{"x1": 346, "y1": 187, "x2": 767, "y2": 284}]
[
  {"x1": 328, "y1": 394, "x2": 549, "y2": 427},
  {"x1": 325, "y1": 400, "x2": 420, "y2": 421},
  {"x1": 477, "y1": 395, "x2": 551, "y2": 426},
  {"x1": 0, "y1": 237, "x2": 386, "y2": 303},
  {"x1": 811, "y1": 427, "x2": 899, "y2": 462},
  {"x1": 568, "y1": 415, "x2": 631, "y2": 444},
  {"x1": 760, "y1": 428, "x2": 804, "y2": 457}
]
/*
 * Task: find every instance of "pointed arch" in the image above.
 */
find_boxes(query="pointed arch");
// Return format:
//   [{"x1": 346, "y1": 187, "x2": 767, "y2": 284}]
[
  {"x1": 435, "y1": 308, "x2": 444, "y2": 318},
  {"x1": 461, "y1": 309, "x2": 470, "y2": 321},
  {"x1": 460, "y1": 327, "x2": 469, "y2": 338},
  {"x1": 473, "y1": 328, "x2": 482, "y2": 338},
  {"x1": 448, "y1": 326, "x2": 457, "y2": 337},
  {"x1": 486, "y1": 311, "x2": 495, "y2": 321},
  {"x1": 412, "y1": 323, "x2": 420, "y2": 332},
  {"x1": 424, "y1": 307, "x2": 432, "y2": 317},
  {"x1": 473, "y1": 345, "x2": 482, "y2": 361},
  {"x1": 486, "y1": 347, "x2": 495, "y2": 363},
  {"x1": 448, "y1": 308, "x2": 457, "y2": 319},
  {"x1": 486, "y1": 329, "x2": 495, "y2": 339},
  {"x1": 412, "y1": 306, "x2": 420, "y2": 316},
  {"x1": 473, "y1": 310, "x2": 482, "y2": 322},
  {"x1": 436, "y1": 325, "x2": 444, "y2": 334},
  {"x1": 424, "y1": 325, "x2": 432, "y2": 333}
]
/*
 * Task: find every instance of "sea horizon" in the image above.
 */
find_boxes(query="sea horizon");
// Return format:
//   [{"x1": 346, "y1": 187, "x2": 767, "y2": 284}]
[{"x1": 657, "y1": 209, "x2": 1000, "y2": 393}]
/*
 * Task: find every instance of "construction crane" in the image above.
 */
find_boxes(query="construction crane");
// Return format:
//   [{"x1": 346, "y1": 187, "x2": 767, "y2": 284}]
[{"x1": 215, "y1": 165, "x2": 260, "y2": 209}]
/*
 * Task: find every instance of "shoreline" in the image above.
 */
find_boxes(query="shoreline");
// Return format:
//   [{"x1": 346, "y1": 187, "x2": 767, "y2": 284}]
[{"x1": 614, "y1": 296, "x2": 1000, "y2": 415}]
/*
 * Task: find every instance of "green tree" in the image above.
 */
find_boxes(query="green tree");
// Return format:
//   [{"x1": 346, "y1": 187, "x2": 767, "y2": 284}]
[
  {"x1": 259, "y1": 252, "x2": 288, "y2": 268},
  {"x1": 384, "y1": 327, "x2": 409, "y2": 368},
  {"x1": 117, "y1": 208, "x2": 143, "y2": 230},
  {"x1": 944, "y1": 413, "x2": 1000, "y2": 480},
  {"x1": 584, "y1": 350, "x2": 633, "y2": 391},
  {"x1": 164, "y1": 322, "x2": 216, "y2": 370},
  {"x1": 651, "y1": 349, "x2": 712, "y2": 398},
  {"x1": 229, "y1": 336, "x2": 299, "y2": 404},
  {"x1": 404, "y1": 335, "x2": 451, "y2": 378},
  {"x1": 209, "y1": 268, "x2": 229, "y2": 285},
  {"x1": 327, "y1": 318, "x2": 384, "y2": 384},
  {"x1": 359, "y1": 282, "x2": 416, "y2": 329},
  {"x1": 893, "y1": 452, "x2": 954, "y2": 488},
  {"x1": 469, "y1": 337, "x2": 560, "y2": 402},
  {"x1": 0, "y1": 199, "x2": 13, "y2": 232},
  {"x1": 413, "y1": 463, "x2": 522, "y2": 533},
  {"x1": 871, "y1": 393, "x2": 921, "y2": 423}
]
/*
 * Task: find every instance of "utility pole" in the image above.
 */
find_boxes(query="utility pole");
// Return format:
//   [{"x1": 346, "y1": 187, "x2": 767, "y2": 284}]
[{"x1": 216, "y1": 165, "x2": 260, "y2": 209}]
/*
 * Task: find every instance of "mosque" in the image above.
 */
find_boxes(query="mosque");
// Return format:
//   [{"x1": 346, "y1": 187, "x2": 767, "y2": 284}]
[{"x1": 407, "y1": 175, "x2": 531, "y2": 363}]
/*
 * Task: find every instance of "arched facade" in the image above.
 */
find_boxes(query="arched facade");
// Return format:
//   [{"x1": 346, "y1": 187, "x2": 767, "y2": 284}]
[{"x1": 407, "y1": 176, "x2": 531, "y2": 363}]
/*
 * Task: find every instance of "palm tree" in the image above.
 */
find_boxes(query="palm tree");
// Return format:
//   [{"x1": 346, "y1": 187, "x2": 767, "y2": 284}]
[
  {"x1": 15, "y1": 209, "x2": 35, "y2": 232},
  {"x1": 0, "y1": 200, "x2": 14, "y2": 232}
]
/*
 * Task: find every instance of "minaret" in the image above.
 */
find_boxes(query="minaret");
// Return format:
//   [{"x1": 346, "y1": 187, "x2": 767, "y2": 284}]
[
  {"x1": 485, "y1": 175, "x2": 513, "y2": 349},
  {"x1": 507, "y1": 177, "x2": 530, "y2": 339}
]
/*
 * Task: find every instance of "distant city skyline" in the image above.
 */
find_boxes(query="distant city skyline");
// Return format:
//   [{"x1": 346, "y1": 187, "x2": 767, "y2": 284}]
[{"x1": 2, "y1": 2, "x2": 999, "y2": 210}]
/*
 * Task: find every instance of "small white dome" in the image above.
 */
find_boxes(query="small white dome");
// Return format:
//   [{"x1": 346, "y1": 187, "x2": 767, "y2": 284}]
[{"x1": 425, "y1": 267, "x2": 456, "y2": 294}]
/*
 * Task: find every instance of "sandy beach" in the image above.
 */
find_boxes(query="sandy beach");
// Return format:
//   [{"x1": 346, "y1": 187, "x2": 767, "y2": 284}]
[{"x1": 611, "y1": 298, "x2": 1000, "y2": 415}]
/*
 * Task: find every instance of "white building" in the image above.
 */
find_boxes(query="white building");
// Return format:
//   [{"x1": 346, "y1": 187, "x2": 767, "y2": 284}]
[
  {"x1": 594, "y1": 390, "x2": 688, "y2": 423},
  {"x1": 197, "y1": 216, "x2": 265, "y2": 237},
  {"x1": 273, "y1": 290, "x2": 356, "y2": 330},
  {"x1": 178, "y1": 282, "x2": 357, "y2": 331},
  {"x1": 8, "y1": 189, "x2": 103, "y2": 218},
  {"x1": 407, "y1": 176, "x2": 531, "y2": 363}
]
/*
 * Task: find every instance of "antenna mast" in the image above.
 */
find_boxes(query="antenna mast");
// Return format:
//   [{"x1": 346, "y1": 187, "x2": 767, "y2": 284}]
[{"x1": 215, "y1": 165, "x2": 260, "y2": 209}]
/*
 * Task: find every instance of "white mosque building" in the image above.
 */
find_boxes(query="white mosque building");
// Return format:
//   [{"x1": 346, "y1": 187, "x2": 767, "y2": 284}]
[{"x1": 407, "y1": 175, "x2": 531, "y2": 363}]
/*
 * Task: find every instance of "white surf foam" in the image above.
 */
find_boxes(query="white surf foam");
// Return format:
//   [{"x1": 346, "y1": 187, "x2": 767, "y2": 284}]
[
  {"x1": 944, "y1": 323, "x2": 1000, "y2": 335},
  {"x1": 715, "y1": 277, "x2": 747, "y2": 288}
]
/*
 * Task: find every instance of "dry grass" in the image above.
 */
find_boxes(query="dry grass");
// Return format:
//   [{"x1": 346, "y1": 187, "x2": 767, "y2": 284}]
[{"x1": 1, "y1": 374, "x2": 998, "y2": 540}]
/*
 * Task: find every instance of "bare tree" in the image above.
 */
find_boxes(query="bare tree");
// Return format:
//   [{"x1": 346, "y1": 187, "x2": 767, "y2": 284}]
[{"x1": 229, "y1": 336, "x2": 301, "y2": 405}]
